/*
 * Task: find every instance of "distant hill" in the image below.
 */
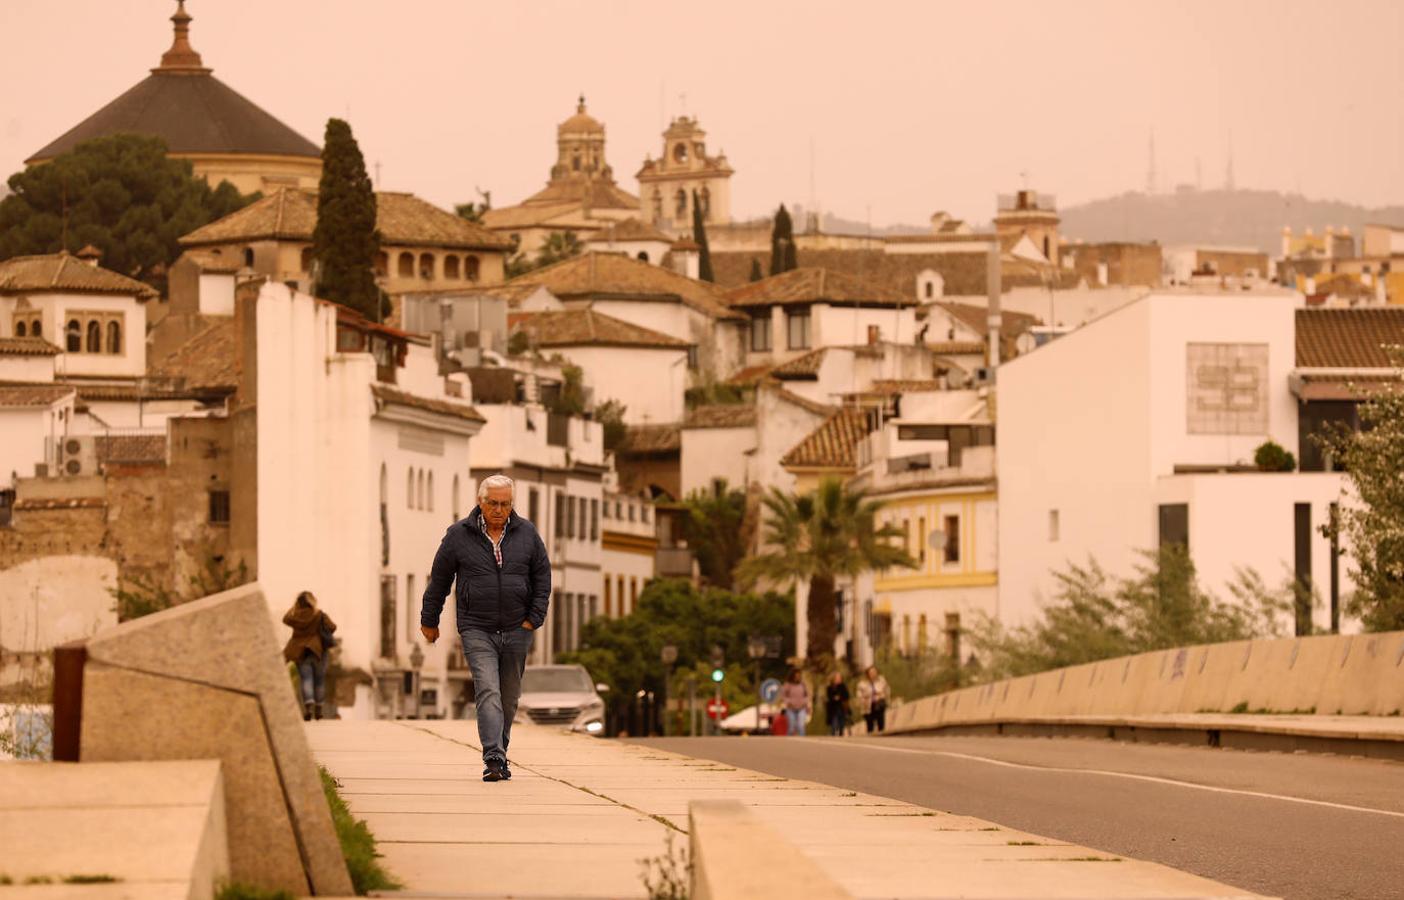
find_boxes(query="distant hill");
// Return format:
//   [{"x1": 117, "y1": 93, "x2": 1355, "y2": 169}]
[{"x1": 1058, "y1": 188, "x2": 1404, "y2": 255}]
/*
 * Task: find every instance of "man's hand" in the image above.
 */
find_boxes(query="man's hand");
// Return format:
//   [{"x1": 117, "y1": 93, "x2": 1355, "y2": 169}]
[
  {"x1": 421, "y1": 625, "x2": 439, "y2": 643},
  {"x1": 521, "y1": 621, "x2": 535, "y2": 631}
]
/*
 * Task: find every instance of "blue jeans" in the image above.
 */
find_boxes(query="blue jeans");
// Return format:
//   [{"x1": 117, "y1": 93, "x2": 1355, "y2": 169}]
[
  {"x1": 296, "y1": 651, "x2": 325, "y2": 705},
  {"x1": 784, "y1": 708, "x2": 808, "y2": 736},
  {"x1": 462, "y1": 626, "x2": 533, "y2": 763}
]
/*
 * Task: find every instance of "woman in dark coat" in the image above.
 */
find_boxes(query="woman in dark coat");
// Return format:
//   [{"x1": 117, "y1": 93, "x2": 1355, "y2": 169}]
[{"x1": 283, "y1": 591, "x2": 336, "y2": 721}]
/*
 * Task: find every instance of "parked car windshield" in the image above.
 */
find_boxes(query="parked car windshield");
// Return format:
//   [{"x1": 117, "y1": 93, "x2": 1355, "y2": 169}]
[{"x1": 521, "y1": 668, "x2": 593, "y2": 693}]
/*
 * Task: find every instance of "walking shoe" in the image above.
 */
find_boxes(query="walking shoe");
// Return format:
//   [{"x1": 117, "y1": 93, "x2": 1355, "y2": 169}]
[
  {"x1": 482, "y1": 759, "x2": 505, "y2": 782},
  {"x1": 500, "y1": 760, "x2": 512, "y2": 780}
]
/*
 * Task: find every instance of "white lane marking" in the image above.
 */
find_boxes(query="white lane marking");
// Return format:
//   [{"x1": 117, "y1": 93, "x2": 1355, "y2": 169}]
[{"x1": 800, "y1": 739, "x2": 1404, "y2": 821}]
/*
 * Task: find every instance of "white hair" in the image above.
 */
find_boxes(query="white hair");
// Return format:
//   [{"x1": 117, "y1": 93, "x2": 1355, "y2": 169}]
[{"x1": 477, "y1": 474, "x2": 515, "y2": 501}]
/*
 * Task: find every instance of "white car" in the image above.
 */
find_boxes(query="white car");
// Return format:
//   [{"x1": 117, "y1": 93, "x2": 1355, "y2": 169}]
[{"x1": 515, "y1": 665, "x2": 607, "y2": 735}]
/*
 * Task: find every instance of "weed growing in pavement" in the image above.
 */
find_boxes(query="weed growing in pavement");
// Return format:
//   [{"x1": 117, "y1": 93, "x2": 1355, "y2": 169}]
[
  {"x1": 639, "y1": 831, "x2": 690, "y2": 900},
  {"x1": 216, "y1": 882, "x2": 294, "y2": 900},
  {"x1": 1007, "y1": 841, "x2": 1042, "y2": 846},
  {"x1": 319, "y1": 767, "x2": 403, "y2": 894},
  {"x1": 62, "y1": 875, "x2": 119, "y2": 884}
]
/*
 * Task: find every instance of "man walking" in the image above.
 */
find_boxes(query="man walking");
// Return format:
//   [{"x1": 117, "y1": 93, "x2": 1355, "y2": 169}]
[{"x1": 421, "y1": 474, "x2": 551, "y2": 782}]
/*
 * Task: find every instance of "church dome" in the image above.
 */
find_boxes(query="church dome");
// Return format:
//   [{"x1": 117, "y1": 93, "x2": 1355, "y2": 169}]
[
  {"x1": 26, "y1": 1, "x2": 319, "y2": 164},
  {"x1": 557, "y1": 96, "x2": 605, "y2": 136}
]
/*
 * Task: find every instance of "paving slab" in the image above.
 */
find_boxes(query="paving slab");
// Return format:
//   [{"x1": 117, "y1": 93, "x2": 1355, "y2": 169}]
[{"x1": 311, "y1": 719, "x2": 1272, "y2": 898}]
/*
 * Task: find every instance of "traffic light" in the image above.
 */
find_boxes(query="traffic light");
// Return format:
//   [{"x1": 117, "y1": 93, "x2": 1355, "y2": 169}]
[
  {"x1": 710, "y1": 667, "x2": 724, "y2": 683},
  {"x1": 709, "y1": 644, "x2": 725, "y2": 683}
]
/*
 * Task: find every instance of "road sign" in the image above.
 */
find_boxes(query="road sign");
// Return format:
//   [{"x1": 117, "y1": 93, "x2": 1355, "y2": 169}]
[
  {"x1": 706, "y1": 699, "x2": 730, "y2": 720},
  {"x1": 759, "y1": 678, "x2": 782, "y2": 703}
]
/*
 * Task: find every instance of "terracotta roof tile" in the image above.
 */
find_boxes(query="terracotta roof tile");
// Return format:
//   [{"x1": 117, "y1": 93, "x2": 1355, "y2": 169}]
[
  {"x1": 709, "y1": 248, "x2": 1076, "y2": 298},
  {"x1": 869, "y1": 379, "x2": 943, "y2": 394},
  {"x1": 149, "y1": 318, "x2": 240, "y2": 390},
  {"x1": 96, "y1": 434, "x2": 167, "y2": 464},
  {"x1": 1295, "y1": 308, "x2": 1404, "y2": 368},
  {"x1": 0, "y1": 253, "x2": 158, "y2": 300},
  {"x1": 683, "y1": 404, "x2": 757, "y2": 429},
  {"x1": 927, "y1": 340, "x2": 986, "y2": 355},
  {"x1": 930, "y1": 301, "x2": 1041, "y2": 338},
  {"x1": 0, "y1": 384, "x2": 76, "y2": 407},
  {"x1": 769, "y1": 348, "x2": 827, "y2": 380},
  {"x1": 0, "y1": 336, "x2": 62, "y2": 356},
  {"x1": 780, "y1": 407, "x2": 876, "y2": 470},
  {"x1": 508, "y1": 252, "x2": 742, "y2": 321},
  {"x1": 509, "y1": 309, "x2": 688, "y2": 349},
  {"x1": 180, "y1": 189, "x2": 511, "y2": 251},
  {"x1": 618, "y1": 423, "x2": 682, "y2": 454},
  {"x1": 725, "y1": 267, "x2": 913, "y2": 308},
  {"x1": 584, "y1": 218, "x2": 673, "y2": 243},
  {"x1": 724, "y1": 363, "x2": 774, "y2": 385},
  {"x1": 370, "y1": 383, "x2": 486, "y2": 423}
]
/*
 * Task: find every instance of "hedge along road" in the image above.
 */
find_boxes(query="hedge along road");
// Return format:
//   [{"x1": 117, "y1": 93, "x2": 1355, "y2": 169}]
[{"x1": 631, "y1": 733, "x2": 1404, "y2": 900}]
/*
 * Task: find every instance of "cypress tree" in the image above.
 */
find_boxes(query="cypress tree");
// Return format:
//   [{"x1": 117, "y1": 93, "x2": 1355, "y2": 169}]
[
  {"x1": 749, "y1": 258, "x2": 763, "y2": 282},
  {"x1": 692, "y1": 190, "x2": 714, "y2": 283},
  {"x1": 769, "y1": 204, "x2": 795, "y2": 276},
  {"x1": 312, "y1": 118, "x2": 381, "y2": 319}
]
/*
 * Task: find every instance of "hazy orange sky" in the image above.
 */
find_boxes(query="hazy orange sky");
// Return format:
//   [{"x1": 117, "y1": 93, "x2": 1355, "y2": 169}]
[{"x1": 3, "y1": 0, "x2": 1401, "y2": 225}]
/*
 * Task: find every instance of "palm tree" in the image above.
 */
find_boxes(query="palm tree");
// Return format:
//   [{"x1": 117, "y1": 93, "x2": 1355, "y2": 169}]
[
  {"x1": 738, "y1": 478, "x2": 916, "y2": 663},
  {"x1": 683, "y1": 479, "x2": 748, "y2": 590}
]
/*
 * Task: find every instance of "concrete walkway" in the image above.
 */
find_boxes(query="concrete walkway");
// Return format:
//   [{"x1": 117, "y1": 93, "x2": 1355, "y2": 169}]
[{"x1": 308, "y1": 720, "x2": 1268, "y2": 899}]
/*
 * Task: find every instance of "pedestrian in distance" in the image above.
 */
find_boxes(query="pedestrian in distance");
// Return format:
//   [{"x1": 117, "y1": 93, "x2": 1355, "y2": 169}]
[
  {"x1": 283, "y1": 590, "x2": 336, "y2": 722},
  {"x1": 825, "y1": 671, "x2": 850, "y2": 737},
  {"x1": 780, "y1": 669, "x2": 811, "y2": 736},
  {"x1": 858, "y1": 664, "x2": 890, "y2": 734},
  {"x1": 421, "y1": 474, "x2": 551, "y2": 783}
]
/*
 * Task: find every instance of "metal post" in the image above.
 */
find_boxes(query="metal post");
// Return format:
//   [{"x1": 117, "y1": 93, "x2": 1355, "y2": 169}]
[
  {"x1": 51, "y1": 641, "x2": 87, "y2": 762},
  {"x1": 688, "y1": 676, "x2": 698, "y2": 736}
]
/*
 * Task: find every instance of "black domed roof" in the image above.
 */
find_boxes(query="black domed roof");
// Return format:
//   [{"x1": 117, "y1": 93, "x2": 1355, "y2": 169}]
[{"x1": 27, "y1": 2, "x2": 318, "y2": 164}]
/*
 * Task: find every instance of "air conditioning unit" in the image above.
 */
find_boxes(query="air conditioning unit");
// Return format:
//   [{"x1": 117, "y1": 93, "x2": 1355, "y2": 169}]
[{"x1": 59, "y1": 435, "x2": 98, "y2": 477}]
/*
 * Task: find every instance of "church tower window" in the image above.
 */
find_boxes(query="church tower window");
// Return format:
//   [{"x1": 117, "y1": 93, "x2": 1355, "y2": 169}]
[
  {"x1": 398, "y1": 252, "x2": 414, "y2": 277},
  {"x1": 675, "y1": 189, "x2": 687, "y2": 218}
]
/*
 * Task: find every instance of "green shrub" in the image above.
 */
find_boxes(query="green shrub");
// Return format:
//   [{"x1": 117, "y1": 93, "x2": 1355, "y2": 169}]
[{"x1": 1253, "y1": 440, "x2": 1296, "y2": 472}]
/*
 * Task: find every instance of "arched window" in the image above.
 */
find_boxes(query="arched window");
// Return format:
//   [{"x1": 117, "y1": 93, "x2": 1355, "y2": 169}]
[
  {"x1": 107, "y1": 320, "x2": 122, "y2": 355},
  {"x1": 66, "y1": 320, "x2": 81, "y2": 352},
  {"x1": 398, "y1": 252, "x2": 414, "y2": 277},
  {"x1": 444, "y1": 255, "x2": 460, "y2": 279},
  {"x1": 418, "y1": 469, "x2": 426, "y2": 509},
  {"x1": 86, "y1": 320, "x2": 101, "y2": 353},
  {"x1": 31, "y1": 319, "x2": 41, "y2": 337},
  {"x1": 242, "y1": 247, "x2": 255, "y2": 268},
  {"x1": 572, "y1": 154, "x2": 581, "y2": 171},
  {"x1": 427, "y1": 471, "x2": 435, "y2": 513},
  {"x1": 407, "y1": 468, "x2": 416, "y2": 509},
  {"x1": 452, "y1": 474, "x2": 460, "y2": 521},
  {"x1": 375, "y1": 252, "x2": 389, "y2": 276},
  {"x1": 1043, "y1": 236, "x2": 1051, "y2": 260},
  {"x1": 418, "y1": 253, "x2": 435, "y2": 280},
  {"x1": 464, "y1": 256, "x2": 480, "y2": 282},
  {"x1": 637, "y1": 251, "x2": 650, "y2": 263},
  {"x1": 675, "y1": 189, "x2": 687, "y2": 217},
  {"x1": 14, "y1": 321, "x2": 25, "y2": 337},
  {"x1": 699, "y1": 186, "x2": 711, "y2": 217},
  {"x1": 300, "y1": 247, "x2": 314, "y2": 273}
]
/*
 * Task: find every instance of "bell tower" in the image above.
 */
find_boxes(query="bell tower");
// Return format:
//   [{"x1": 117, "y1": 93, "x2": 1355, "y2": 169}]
[{"x1": 636, "y1": 116, "x2": 734, "y2": 234}]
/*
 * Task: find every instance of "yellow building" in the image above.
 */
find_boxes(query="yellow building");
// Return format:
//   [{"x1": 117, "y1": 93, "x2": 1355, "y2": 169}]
[
  {"x1": 178, "y1": 189, "x2": 512, "y2": 300},
  {"x1": 636, "y1": 116, "x2": 734, "y2": 235},
  {"x1": 27, "y1": 2, "x2": 321, "y2": 196},
  {"x1": 482, "y1": 98, "x2": 640, "y2": 258}
]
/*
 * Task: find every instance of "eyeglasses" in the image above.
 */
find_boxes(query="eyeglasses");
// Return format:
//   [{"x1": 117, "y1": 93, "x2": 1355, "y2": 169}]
[{"x1": 482, "y1": 500, "x2": 513, "y2": 510}]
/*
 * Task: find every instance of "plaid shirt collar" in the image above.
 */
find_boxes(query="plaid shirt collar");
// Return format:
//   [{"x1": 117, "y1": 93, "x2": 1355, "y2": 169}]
[{"x1": 479, "y1": 513, "x2": 506, "y2": 567}]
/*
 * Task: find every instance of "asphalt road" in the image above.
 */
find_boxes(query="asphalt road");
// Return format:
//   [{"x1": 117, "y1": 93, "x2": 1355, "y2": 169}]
[{"x1": 632, "y1": 734, "x2": 1404, "y2": 900}]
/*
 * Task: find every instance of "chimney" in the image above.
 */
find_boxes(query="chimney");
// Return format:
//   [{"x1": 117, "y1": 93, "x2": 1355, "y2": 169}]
[{"x1": 76, "y1": 245, "x2": 102, "y2": 267}]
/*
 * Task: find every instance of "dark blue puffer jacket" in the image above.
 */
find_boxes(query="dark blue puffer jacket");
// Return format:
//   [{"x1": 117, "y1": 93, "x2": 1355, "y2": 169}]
[{"x1": 420, "y1": 508, "x2": 552, "y2": 633}]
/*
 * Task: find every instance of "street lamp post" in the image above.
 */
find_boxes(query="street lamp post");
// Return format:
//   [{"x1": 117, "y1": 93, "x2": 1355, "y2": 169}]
[
  {"x1": 747, "y1": 636, "x2": 766, "y2": 733},
  {"x1": 660, "y1": 644, "x2": 678, "y2": 737},
  {"x1": 409, "y1": 643, "x2": 425, "y2": 719}
]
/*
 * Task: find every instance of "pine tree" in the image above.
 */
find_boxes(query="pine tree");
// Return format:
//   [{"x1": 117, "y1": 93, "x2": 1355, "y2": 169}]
[
  {"x1": 692, "y1": 190, "x2": 714, "y2": 283},
  {"x1": 312, "y1": 118, "x2": 381, "y2": 320},
  {"x1": 769, "y1": 204, "x2": 795, "y2": 276},
  {"x1": 748, "y1": 258, "x2": 763, "y2": 282}
]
